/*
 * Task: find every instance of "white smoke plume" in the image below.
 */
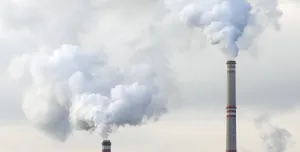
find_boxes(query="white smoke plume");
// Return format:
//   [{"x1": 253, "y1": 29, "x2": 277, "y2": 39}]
[
  {"x1": 237, "y1": 0, "x2": 283, "y2": 55},
  {"x1": 163, "y1": 0, "x2": 283, "y2": 58},
  {"x1": 8, "y1": 44, "x2": 168, "y2": 141},
  {"x1": 255, "y1": 114, "x2": 294, "y2": 152},
  {"x1": 2, "y1": 0, "x2": 291, "y2": 143}
]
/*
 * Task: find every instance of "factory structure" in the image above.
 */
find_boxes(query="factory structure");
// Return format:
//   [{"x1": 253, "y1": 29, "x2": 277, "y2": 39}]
[{"x1": 101, "y1": 61, "x2": 238, "y2": 152}]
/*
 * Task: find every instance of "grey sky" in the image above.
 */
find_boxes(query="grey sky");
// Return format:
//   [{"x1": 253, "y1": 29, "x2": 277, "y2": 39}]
[{"x1": 0, "y1": 0, "x2": 299, "y2": 152}]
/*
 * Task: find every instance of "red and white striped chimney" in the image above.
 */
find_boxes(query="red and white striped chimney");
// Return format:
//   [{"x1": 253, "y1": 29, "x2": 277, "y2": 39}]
[{"x1": 226, "y1": 60, "x2": 237, "y2": 152}]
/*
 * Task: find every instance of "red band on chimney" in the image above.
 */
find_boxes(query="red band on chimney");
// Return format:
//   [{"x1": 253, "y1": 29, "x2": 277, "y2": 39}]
[{"x1": 226, "y1": 106, "x2": 237, "y2": 109}]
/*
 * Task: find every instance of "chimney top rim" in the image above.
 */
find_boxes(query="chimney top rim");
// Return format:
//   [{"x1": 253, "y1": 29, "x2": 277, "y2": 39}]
[{"x1": 226, "y1": 60, "x2": 236, "y2": 64}]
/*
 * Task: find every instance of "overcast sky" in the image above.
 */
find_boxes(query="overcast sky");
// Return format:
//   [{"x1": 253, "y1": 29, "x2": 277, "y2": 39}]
[{"x1": 0, "y1": 0, "x2": 299, "y2": 152}]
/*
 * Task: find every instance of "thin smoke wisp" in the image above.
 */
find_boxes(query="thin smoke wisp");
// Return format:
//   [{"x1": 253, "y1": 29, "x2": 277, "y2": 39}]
[{"x1": 255, "y1": 114, "x2": 294, "y2": 152}]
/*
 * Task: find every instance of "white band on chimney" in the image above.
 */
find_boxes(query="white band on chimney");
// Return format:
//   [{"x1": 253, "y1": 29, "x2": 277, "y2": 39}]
[{"x1": 227, "y1": 112, "x2": 236, "y2": 116}]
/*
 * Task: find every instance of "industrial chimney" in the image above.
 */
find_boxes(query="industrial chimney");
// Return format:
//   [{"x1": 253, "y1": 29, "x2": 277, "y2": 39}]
[
  {"x1": 226, "y1": 60, "x2": 237, "y2": 152},
  {"x1": 102, "y1": 140, "x2": 111, "y2": 152}
]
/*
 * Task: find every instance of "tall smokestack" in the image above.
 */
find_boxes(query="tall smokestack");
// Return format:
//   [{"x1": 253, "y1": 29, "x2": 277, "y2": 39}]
[
  {"x1": 226, "y1": 60, "x2": 237, "y2": 152},
  {"x1": 102, "y1": 140, "x2": 111, "y2": 152}
]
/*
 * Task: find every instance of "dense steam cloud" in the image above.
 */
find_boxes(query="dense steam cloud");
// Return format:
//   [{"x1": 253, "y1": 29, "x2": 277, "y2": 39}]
[
  {"x1": 2, "y1": 0, "x2": 290, "y2": 143},
  {"x1": 0, "y1": 0, "x2": 284, "y2": 60},
  {"x1": 255, "y1": 114, "x2": 294, "y2": 152},
  {"x1": 164, "y1": 0, "x2": 283, "y2": 58},
  {"x1": 9, "y1": 44, "x2": 168, "y2": 141}
]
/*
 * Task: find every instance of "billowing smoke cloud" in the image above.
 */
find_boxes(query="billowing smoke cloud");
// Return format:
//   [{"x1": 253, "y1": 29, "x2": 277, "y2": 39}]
[
  {"x1": 237, "y1": 0, "x2": 283, "y2": 55},
  {"x1": 164, "y1": 0, "x2": 283, "y2": 58},
  {"x1": 2, "y1": 0, "x2": 292, "y2": 144},
  {"x1": 255, "y1": 114, "x2": 294, "y2": 152},
  {"x1": 8, "y1": 44, "x2": 168, "y2": 141}
]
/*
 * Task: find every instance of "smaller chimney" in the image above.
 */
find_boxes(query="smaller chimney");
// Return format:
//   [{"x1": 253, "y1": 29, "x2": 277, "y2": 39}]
[{"x1": 102, "y1": 140, "x2": 111, "y2": 152}]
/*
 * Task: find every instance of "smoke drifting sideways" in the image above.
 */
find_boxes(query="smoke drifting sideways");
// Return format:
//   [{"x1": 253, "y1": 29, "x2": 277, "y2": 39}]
[
  {"x1": 164, "y1": 0, "x2": 283, "y2": 58},
  {"x1": 255, "y1": 115, "x2": 294, "y2": 152},
  {"x1": 8, "y1": 44, "x2": 168, "y2": 141}
]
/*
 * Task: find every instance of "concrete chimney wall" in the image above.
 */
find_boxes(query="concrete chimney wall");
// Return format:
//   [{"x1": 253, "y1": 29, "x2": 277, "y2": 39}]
[
  {"x1": 102, "y1": 140, "x2": 111, "y2": 152},
  {"x1": 226, "y1": 60, "x2": 237, "y2": 152}
]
